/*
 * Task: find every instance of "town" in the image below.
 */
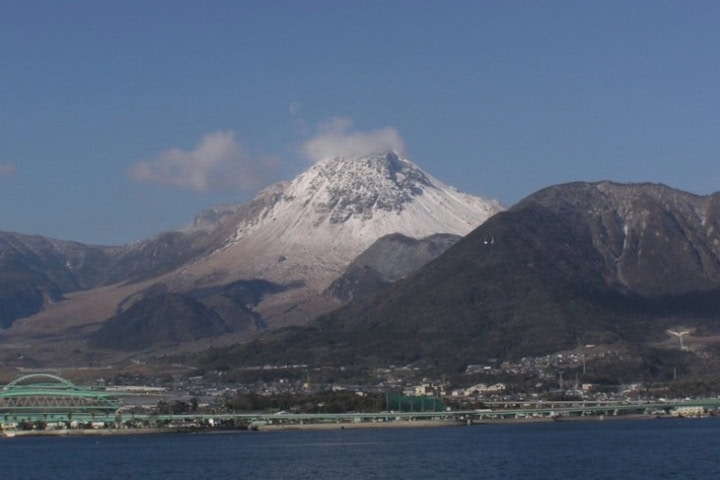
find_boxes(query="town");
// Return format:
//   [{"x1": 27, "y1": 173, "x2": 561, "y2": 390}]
[{"x1": 2, "y1": 346, "x2": 717, "y2": 436}]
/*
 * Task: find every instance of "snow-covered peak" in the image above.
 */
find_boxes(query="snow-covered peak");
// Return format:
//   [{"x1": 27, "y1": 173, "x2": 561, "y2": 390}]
[
  {"x1": 177, "y1": 150, "x2": 503, "y2": 297},
  {"x1": 225, "y1": 151, "x2": 501, "y2": 246},
  {"x1": 292, "y1": 151, "x2": 432, "y2": 223}
]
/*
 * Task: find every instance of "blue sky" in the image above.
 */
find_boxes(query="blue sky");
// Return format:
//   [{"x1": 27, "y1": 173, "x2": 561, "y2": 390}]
[{"x1": 1, "y1": 1, "x2": 719, "y2": 244}]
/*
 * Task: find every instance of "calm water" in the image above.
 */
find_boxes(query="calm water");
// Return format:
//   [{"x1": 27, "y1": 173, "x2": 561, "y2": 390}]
[{"x1": 3, "y1": 418, "x2": 719, "y2": 479}]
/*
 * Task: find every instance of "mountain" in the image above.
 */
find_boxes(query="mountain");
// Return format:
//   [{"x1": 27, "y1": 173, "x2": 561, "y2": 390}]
[
  {"x1": 0, "y1": 233, "x2": 114, "y2": 328},
  {"x1": 326, "y1": 233, "x2": 461, "y2": 302},
  {"x1": 166, "y1": 151, "x2": 501, "y2": 291},
  {"x1": 0, "y1": 227, "x2": 226, "y2": 328},
  {"x1": 89, "y1": 278, "x2": 291, "y2": 351},
  {"x1": 207, "y1": 182, "x2": 720, "y2": 370},
  {"x1": 1, "y1": 150, "x2": 501, "y2": 357},
  {"x1": 92, "y1": 151, "x2": 502, "y2": 333},
  {"x1": 89, "y1": 293, "x2": 230, "y2": 351}
]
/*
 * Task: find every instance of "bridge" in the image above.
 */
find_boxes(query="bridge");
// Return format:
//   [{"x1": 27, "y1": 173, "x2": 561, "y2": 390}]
[{"x1": 0, "y1": 373, "x2": 120, "y2": 423}]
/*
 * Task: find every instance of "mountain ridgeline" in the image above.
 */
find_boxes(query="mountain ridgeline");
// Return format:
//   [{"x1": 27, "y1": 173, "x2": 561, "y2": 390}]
[
  {"x1": 4, "y1": 149, "x2": 720, "y2": 375},
  {"x1": 0, "y1": 151, "x2": 501, "y2": 357},
  {"x1": 207, "y1": 182, "x2": 720, "y2": 369},
  {"x1": 0, "y1": 228, "x2": 229, "y2": 328}
]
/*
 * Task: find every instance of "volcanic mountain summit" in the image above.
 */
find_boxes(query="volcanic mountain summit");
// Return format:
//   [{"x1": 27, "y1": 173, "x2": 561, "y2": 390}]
[
  {"x1": 161, "y1": 151, "x2": 503, "y2": 325},
  {"x1": 191, "y1": 151, "x2": 502, "y2": 287}
]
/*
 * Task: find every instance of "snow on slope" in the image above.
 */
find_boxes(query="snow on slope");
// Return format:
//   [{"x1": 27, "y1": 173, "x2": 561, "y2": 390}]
[{"x1": 176, "y1": 151, "x2": 502, "y2": 291}]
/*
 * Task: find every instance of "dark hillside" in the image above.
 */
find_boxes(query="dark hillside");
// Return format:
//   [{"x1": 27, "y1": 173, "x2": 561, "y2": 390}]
[
  {"x1": 90, "y1": 293, "x2": 229, "y2": 351},
  {"x1": 199, "y1": 182, "x2": 720, "y2": 371}
]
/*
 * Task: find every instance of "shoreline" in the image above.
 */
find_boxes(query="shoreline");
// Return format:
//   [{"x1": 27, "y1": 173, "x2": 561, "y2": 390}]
[
  {"x1": 2, "y1": 428, "x2": 175, "y2": 438},
  {"x1": 253, "y1": 419, "x2": 465, "y2": 431},
  {"x1": 243, "y1": 413, "x2": 711, "y2": 431},
  {"x1": 2, "y1": 413, "x2": 704, "y2": 437}
]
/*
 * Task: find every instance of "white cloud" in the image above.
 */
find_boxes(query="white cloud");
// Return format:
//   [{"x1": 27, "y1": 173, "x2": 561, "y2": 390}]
[
  {"x1": 0, "y1": 163, "x2": 16, "y2": 176},
  {"x1": 301, "y1": 117, "x2": 406, "y2": 163},
  {"x1": 129, "y1": 131, "x2": 277, "y2": 192}
]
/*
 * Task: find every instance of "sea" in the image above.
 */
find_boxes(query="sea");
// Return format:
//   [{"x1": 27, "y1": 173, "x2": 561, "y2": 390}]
[{"x1": 3, "y1": 418, "x2": 718, "y2": 479}]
